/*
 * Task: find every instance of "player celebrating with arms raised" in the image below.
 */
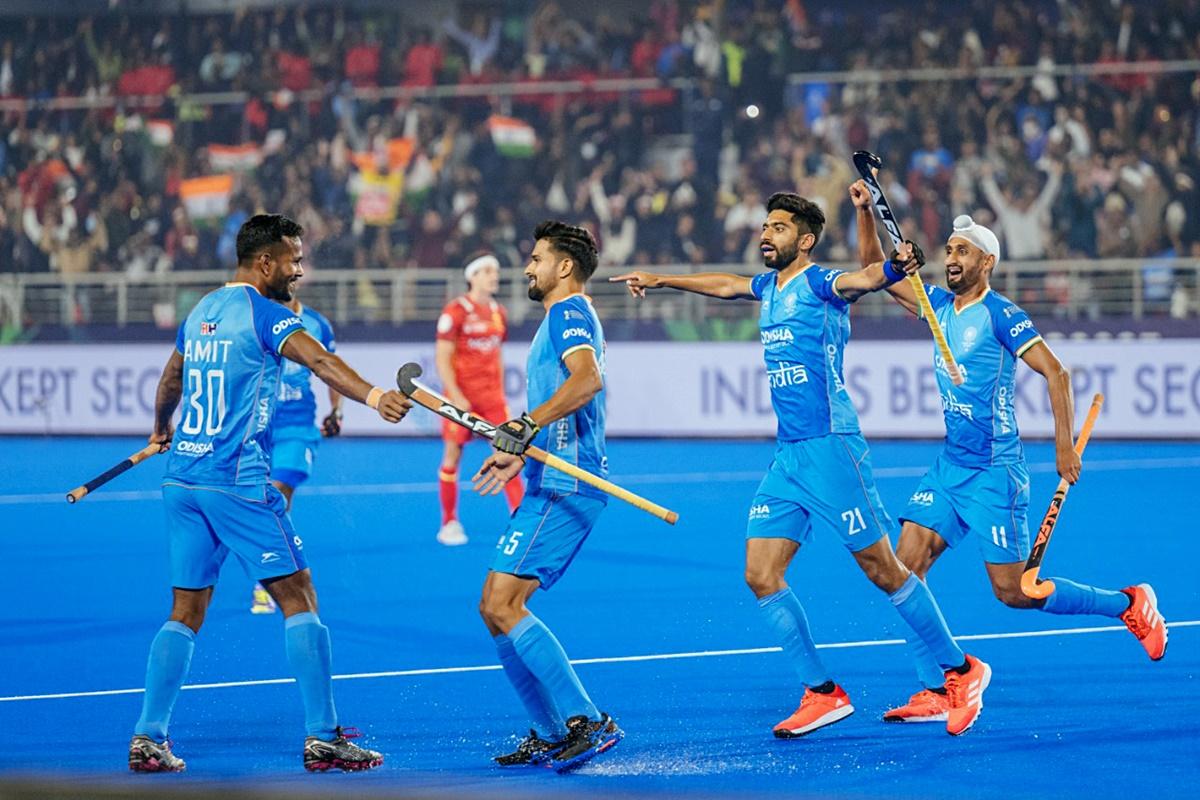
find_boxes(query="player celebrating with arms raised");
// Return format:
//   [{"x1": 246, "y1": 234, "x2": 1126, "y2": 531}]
[
  {"x1": 613, "y1": 193, "x2": 991, "y2": 737},
  {"x1": 129, "y1": 215, "x2": 411, "y2": 773},
  {"x1": 470, "y1": 221, "x2": 622, "y2": 771},
  {"x1": 434, "y1": 254, "x2": 522, "y2": 546},
  {"x1": 847, "y1": 181, "x2": 1167, "y2": 725}
]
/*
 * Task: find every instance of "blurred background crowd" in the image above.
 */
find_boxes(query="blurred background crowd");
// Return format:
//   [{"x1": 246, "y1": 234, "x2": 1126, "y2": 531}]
[{"x1": 1, "y1": 0, "x2": 1197, "y2": 317}]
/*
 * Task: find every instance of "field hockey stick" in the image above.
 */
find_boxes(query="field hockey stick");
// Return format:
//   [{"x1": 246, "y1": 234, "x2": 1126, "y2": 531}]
[
  {"x1": 852, "y1": 150, "x2": 964, "y2": 385},
  {"x1": 396, "y1": 362, "x2": 679, "y2": 525},
  {"x1": 1020, "y1": 393, "x2": 1104, "y2": 599},
  {"x1": 66, "y1": 442, "x2": 165, "y2": 504}
]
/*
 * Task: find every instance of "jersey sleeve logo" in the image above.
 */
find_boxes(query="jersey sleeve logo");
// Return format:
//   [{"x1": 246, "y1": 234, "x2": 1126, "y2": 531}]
[
  {"x1": 561, "y1": 326, "x2": 593, "y2": 341},
  {"x1": 437, "y1": 313, "x2": 454, "y2": 334},
  {"x1": 1009, "y1": 319, "x2": 1033, "y2": 338},
  {"x1": 272, "y1": 317, "x2": 301, "y2": 336}
]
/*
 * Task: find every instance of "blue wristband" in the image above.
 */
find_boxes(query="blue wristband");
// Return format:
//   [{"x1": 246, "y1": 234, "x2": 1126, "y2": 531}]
[{"x1": 882, "y1": 259, "x2": 906, "y2": 284}]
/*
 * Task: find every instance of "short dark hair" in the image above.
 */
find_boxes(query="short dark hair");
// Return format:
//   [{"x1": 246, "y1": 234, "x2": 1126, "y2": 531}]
[
  {"x1": 766, "y1": 192, "x2": 825, "y2": 247},
  {"x1": 236, "y1": 214, "x2": 304, "y2": 264},
  {"x1": 533, "y1": 220, "x2": 598, "y2": 281}
]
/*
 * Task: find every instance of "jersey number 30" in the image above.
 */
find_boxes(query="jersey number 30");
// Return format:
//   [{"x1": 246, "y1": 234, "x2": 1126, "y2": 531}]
[{"x1": 182, "y1": 368, "x2": 227, "y2": 435}]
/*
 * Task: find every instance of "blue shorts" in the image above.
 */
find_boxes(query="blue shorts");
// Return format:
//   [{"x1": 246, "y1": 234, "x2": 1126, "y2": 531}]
[
  {"x1": 899, "y1": 453, "x2": 1031, "y2": 563},
  {"x1": 746, "y1": 433, "x2": 893, "y2": 552},
  {"x1": 272, "y1": 429, "x2": 319, "y2": 489},
  {"x1": 491, "y1": 489, "x2": 607, "y2": 590},
  {"x1": 162, "y1": 482, "x2": 307, "y2": 589}
]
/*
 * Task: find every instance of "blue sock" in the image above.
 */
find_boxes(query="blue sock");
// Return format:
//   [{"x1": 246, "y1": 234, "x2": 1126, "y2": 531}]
[
  {"x1": 904, "y1": 637, "x2": 948, "y2": 690},
  {"x1": 134, "y1": 621, "x2": 196, "y2": 742},
  {"x1": 284, "y1": 612, "x2": 338, "y2": 740},
  {"x1": 495, "y1": 634, "x2": 565, "y2": 738},
  {"x1": 757, "y1": 588, "x2": 829, "y2": 688},
  {"x1": 509, "y1": 615, "x2": 599, "y2": 722},
  {"x1": 1041, "y1": 577, "x2": 1129, "y2": 617},
  {"x1": 889, "y1": 574, "x2": 964, "y2": 671}
]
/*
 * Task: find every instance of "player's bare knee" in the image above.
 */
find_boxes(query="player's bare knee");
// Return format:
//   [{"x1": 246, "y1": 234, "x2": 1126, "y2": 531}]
[{"x1": 744, "y1": 564, "x2": 783, "y2": 597}]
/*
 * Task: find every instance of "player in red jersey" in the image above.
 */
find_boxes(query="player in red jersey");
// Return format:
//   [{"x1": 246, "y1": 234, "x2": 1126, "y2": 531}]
[{"x1": 435, "y1": 254, "x2": 524, "y2": 545}]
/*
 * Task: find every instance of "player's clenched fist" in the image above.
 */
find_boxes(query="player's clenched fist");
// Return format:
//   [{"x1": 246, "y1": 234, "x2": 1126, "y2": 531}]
[
  {"x1": 848, "y1": 179, "x2": 873, "y2": 209},
  {"x1": 609, "y1": 271, "x2": 662, "y2": 298},
  {"x1": 375, "y1": 390, "x2": 413, "y2": 423}
]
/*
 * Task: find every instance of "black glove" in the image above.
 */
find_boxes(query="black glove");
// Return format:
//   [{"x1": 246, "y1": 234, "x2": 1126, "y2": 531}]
[
  {"x1": 889, "y1": 239, "x2": 926, "y2": 270},
  {"x1": 493, "y1": 413, "x2": 541, "y2": 455},
  {"x1": 321, "y1": 408, "x2": 343, "y2": 438}
]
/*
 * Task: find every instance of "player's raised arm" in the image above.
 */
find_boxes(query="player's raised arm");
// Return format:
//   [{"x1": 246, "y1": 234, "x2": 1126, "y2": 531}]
[
  {"x1": 610, "y1": 270, "x2": 756, "y2": 300},
  {"x1": 1020, "y1": 340, "x2": 1079, "y2": 484},
  {"x1": 280, "y1": 330, "x2": 412, "y2": 423},
  {"x1": 841, "y1": 179, "x2": 922, "y2": 313}
]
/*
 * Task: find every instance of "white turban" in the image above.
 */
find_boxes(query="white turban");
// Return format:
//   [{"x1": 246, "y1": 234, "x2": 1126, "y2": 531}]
[
  {"x1": 948, "y1": 215, "x2": 1001, "y2": 266},
  {"x1": 464, "y1": 254, "x2": 500, "y2": 281}
]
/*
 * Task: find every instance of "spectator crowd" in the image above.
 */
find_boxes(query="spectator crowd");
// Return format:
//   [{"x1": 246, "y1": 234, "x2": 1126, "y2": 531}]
[{"x1": 1, "y1": 0, "x2": 1197, "y2": 321}]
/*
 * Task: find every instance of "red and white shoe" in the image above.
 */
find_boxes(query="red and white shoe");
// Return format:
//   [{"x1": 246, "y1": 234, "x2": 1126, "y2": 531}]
[
  {"x1": 943, "y1": 655, "x2": 991, "y2": 736},
  {"x1": 772, "y1": 685, "x2": 855, "y2": 738},
  {"x1": 1120, "y1": 583, "x2": 1167, "y2": 661},
  {"x1": 882, "y1": 688, "x2": 949, "y2": 723}
]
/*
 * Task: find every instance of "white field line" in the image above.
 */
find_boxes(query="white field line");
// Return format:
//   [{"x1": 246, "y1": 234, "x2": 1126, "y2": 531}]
[
  {"x1": 2, "y1": 456, "x2": 1198, "y2": 506},
  {"x1": 2, "y1": 619, "x2": 1195, "y2": 703}
]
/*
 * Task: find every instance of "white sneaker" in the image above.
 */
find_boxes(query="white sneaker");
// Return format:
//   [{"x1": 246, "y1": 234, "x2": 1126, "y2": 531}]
[{"x1": 437, "y1": 520, "x2": 468, "y2": 546}]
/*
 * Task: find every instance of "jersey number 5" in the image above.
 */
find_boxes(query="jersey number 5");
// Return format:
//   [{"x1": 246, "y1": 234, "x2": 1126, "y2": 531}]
[{"x1": 182, "y1": 368, "x2": 227, "y2": 436}]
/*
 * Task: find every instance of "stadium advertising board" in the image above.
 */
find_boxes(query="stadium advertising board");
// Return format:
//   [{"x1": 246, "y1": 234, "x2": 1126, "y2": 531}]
[{"x1": 1, "y1": 341, "x2": 1197, "y2": 438}]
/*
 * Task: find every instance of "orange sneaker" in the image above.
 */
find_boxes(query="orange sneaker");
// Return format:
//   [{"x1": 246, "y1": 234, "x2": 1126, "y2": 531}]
[
  {"x1": 772, "y1": 685, "x2": 855, "y2": 738},
  {"x1": 882, "y1": 688, "x2": 949, "y2": 723},
  {"x1": 943, "y1": 655, "x2": 991, "y2": 736},
  {"x1": 1120, "y1": 584, "x2": 1167, "y2": 661}
]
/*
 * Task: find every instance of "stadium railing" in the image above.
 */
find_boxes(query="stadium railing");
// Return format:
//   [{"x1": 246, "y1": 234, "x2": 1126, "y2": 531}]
[{"x1": 2, "y1": 259, "x2": 1196, "y2": 332}]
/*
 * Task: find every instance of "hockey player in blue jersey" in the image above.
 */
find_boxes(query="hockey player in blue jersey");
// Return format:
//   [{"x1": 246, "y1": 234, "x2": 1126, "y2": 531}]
[
  {"x1": 468, "y1": 221, "x2": 622, "y2": 771},
  {"x1": 128, "y1": 214, "x2": 412, "y2": 773},
  {"x1": 250, "y1": 295, "x2": 342, "y2": 614},
  {"x1": 847, "y1": 180, "x2": 1167, "y2": 725},
  {"x1": 614, "y1": 192, "x2": 991, "y2": 737}
]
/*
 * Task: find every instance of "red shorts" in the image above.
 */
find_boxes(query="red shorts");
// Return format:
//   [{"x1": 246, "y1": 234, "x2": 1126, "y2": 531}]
[{"x1": 441, "y1": 402, "x2": 511, "y2": 446}]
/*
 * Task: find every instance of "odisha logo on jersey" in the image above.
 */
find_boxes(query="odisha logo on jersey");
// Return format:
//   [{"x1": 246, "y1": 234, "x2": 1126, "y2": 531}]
[
  {"x1": 1009, "y1": 319, "x2": 1033, "y2": 338},
  {"x1": 272, "y1": 317, "x2": 300, "y2": 336},
  {"x1": 176, "y1": 440, "x2": 214, "y2": 456},
  {"x1": 760, "y1": 327, "x2": 794, "y2": 345},
  {"x1": 910, "y1": 491, "x2": 935, "y2": 506},
  {"x1": 561, "y1": 327, "x2": 593, "y2": 340}
]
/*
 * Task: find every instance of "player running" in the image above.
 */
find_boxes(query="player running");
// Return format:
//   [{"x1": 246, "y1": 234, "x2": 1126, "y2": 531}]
[
  {"x1": 613, "y1": 192, "x2": 991, "y2": 737},
  {"x1": 848, "y1": 181, "x2": 1168, "y2": 725},
  {"x1": 470, "y1": 221, "x2": 623, "y2": 771},
  {"x1": 129, "y1": 214, "x2": 411, "y2": 773},
  {"x1": 435, "y1": 254, "x2": 523, "y2": 546},
  {"x1": 251, "y1": 294, "x2": 341, "y2": 614}
]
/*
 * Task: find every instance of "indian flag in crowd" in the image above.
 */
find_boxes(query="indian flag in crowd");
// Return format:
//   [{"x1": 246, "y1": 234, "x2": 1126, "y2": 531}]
[
  {"x1": 146, "y1": 120, "x2": 174, "y2": 147},
  {"x1": 488, "y1": 115, "x2": 536, "y2": 158},
  {"x1": 180, "y1": 174, "x2": 234, "y2": 224},
  {"x1": 208, "y1": 143, "x2": 262, "y2": 172}
]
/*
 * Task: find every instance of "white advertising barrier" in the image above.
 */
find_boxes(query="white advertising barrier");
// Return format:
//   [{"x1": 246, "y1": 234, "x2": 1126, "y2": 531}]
[{"x1": 0, "y1": 340, "x2": 1198, "y2": 437}]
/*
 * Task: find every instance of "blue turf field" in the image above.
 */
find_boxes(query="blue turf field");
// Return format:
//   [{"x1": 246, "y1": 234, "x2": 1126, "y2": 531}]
[{"x1": 0, "y1": 436, "x2": 1197, "y2": 798}]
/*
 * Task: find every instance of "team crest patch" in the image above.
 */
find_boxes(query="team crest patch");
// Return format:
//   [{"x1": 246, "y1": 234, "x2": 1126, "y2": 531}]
[
  {"x1": 961, "y1": 326, "x2": 978, "y2": 352},
  {"x1": 784, "y1": 293, "x2": 799, "y2": 312}
]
